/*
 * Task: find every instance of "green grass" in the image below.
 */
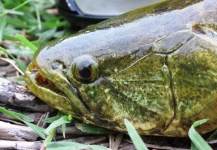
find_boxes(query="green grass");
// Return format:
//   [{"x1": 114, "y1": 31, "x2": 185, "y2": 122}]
[
  {"x1": 0, "y1": 0, "x2": 216, "y2": 150},
  {"x1": 0, "y1": 0, "x2": 67, "y2": 66},
  {"x1": 189, "y1": 119, "x2": 212, "y2": 150},
  {"x1": 0, "y1": 107, "x2": 214, "y2": 150},
  {"x1": 124, "y1": 119, "x2": 148, "y2": 150}
]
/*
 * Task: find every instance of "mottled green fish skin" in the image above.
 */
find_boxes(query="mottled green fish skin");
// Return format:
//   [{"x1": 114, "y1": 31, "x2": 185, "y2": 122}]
[{"x1": 25, "y1": 0, "x2": 217, "y2": 136}]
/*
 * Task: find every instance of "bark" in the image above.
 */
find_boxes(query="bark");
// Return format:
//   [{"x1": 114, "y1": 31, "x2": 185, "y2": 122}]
[
  {"x1": 0, "y1": 78, "x2": 54, "y2": 112},
  {"x1": 0, "y1": 78, "x2": 52, "y2": 149},
  {"x1": 0, "y1": 140, "x2": 42, "y2": 150},
  {"x1": 0, "y1": 121, "x2": 38, "y2": 141}
]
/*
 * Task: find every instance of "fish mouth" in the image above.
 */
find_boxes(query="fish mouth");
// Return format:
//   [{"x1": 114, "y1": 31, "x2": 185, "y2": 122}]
[
  {"x1": 24, "y1": 63, "x2": 75, "y2": 115},
  {"x1": 26, "y1": 62, "x2": 66, "y2": 97},
  {"x1": 35, "y1": 72, "x2": 65, "y2": 96},
  {"x1": 25, "y1": 62, "x2": 114, "y2": 127}
]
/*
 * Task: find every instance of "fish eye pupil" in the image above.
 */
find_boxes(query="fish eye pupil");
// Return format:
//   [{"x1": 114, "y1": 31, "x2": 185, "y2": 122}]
[{"x1": 78, "y1": 67, "x2": 92, "y2": 79}]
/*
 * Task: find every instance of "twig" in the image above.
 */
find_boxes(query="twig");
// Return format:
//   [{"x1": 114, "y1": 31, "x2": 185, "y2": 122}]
[
  {"x1": 0, "y1": 121, "x2": 38, "y2": 141},
  {"x1": 84, "y1": 137, "x2": 106, "y2": 145},
  {"x1": 0, "y1": 140, "x2": 42, "y2": 150},
  {"x1": 112, "y1": 133, "x2": 124, "y2": 150},
  {"x1": 0, "y1": 78, "x2": 54, "y2": 112}
]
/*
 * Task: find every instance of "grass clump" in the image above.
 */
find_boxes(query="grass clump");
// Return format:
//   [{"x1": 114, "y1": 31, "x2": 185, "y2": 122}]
[{"x1": 0, "y1": 0, "x2": 67, "y2": 78}]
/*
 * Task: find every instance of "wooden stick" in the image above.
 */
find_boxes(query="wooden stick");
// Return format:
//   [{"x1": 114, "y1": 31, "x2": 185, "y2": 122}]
[
  {"x1": 0, "y1": 121, "x2": 39, "y2": 141},
  {"x1": 0, "y1": 140, "x2": 42, "y2": 150},
  {"x1": 0, "y1": 78, "x2": 54, "y2": 112}
]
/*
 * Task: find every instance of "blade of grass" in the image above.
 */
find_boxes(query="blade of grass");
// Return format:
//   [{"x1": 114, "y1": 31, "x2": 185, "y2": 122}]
[
  {"x1": 29, "y1": 1, "x2": 41, "y2": 30},
  {"x1": 0, "y1": 106, "x2": 23, "y2": 120},
  {"x1": 43, "y1": 114, "x2": 70, "y2": 138},
  {"x1": 37, "y1": 28, "x2": 56, "y2": 44},
  {"x1": 207, "y1": 130, "x2": 217, "y2": 142},
  {"x1": 46, "y1": 141, "x2": 109, "y2": 150},
  {"x1": 24, "y1": 121, "x2": 46, "y2": 139},
  {"x1": 13, "y1": 112, "x2": 34, "y2": 122},
  {"x1": 191, "y1": 142, "x2": 199, "y2": 150},
  {"x1": 0, "y1": 46, "x2": 26, "y2": 73},
  {"x1": 76, "y1": 122, "x2": 114, "y2": 134},
  {"x1": 0, "y1": 57, "x2": 24, "y2": 75},
  {"x1": 44, "y1": 127, "x2": 57, "y2": 145},
  {"x1": 62, "y1": 123, "x2": 66, "y2": 138},
  {"x1": 45, "y1": 115, "x2": 71, "y2": 135},
  {"x1": 44, "y1": 115, "x2": 71, "y2": 146},
  {"x1": 124, "y1": 119, "x2": 148, "y2": 150},
  {"x1": 0, "y1": 107, "x2": 45, "y2": 139},
  {"x1": 43, "y1": 116, "x2": 61, "y2": 123},
  {"x1": 0, "y1": 16, "x2": 6, "y2": 41},
  {"x1": 0, "y1": 0, "x2": 32, "y2": 17},
  {"x1": 188, "y1": 119, "x2": 212, "y2": 150},
  {"x1": 16, "y1": 34, "x2": 37, "y2": 52},
  {"x1": 2, "y1": 9, "x2": 23, "y2": 15},
  {"x1": 0, "y1": 1, "x2": 3, "y2": 13}
]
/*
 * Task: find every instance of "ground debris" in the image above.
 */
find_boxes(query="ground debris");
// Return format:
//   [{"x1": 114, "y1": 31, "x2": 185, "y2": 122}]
[
  {"x1": 0, "y1": 78, "x2": 54, "y2": 112},
  {"x1": 0, "y1": 140, "x2": 42, "y2": 150}
]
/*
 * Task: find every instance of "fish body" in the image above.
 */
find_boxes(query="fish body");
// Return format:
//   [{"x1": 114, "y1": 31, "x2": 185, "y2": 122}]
[{"x1": 25, "y1": 0, "x2": 217, "y2": 136}]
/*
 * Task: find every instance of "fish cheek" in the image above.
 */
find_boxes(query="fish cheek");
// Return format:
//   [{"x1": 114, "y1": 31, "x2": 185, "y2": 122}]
[{"x1": 79, "y1": 83, "x2": 115, "y2": 117}]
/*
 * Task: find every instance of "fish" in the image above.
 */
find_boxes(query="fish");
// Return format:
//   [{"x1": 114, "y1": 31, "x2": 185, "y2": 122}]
[{"x1": 25, "y1": 0, "x2": 217, "y2": 136}]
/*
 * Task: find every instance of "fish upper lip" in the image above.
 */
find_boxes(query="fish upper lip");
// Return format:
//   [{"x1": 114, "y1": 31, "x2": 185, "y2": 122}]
[{"x1": 34, "y1": 71, "x2": 66, "y2": 97}]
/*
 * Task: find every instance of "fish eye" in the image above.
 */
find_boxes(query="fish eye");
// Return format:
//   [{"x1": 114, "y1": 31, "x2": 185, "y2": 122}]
[{"x1": 72, "y1": 55, "x2": 100, "y2": 83}]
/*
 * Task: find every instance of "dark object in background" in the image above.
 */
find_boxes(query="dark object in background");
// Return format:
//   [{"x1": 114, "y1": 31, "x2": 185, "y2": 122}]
[
  {"x1": 56, "y1": 0, "x2": 109, "y2": 29},
  {"x1": 56, "y1": 0, "x2": 161, "y2": 29}
]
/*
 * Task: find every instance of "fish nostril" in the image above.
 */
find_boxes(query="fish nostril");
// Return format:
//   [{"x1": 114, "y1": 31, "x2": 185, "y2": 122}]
[
  {"x1": 29, "y1": 62, "x2": 39, "y2": 73},
  {"x1": 51, "y1": 60, "x2": 66, "y2": 70}
]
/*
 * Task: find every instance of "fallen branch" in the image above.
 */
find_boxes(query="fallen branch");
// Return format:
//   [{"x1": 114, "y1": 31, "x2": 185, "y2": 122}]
[
  {"x1": 0, "y1": 121, "x2": 38, "y2": 141},
  {"x1": 0, "y1": 78, "x2": 54, "y2": 112},
  {"x1": 0, "y1": 140, "x2": 42, "y2": 150}
]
